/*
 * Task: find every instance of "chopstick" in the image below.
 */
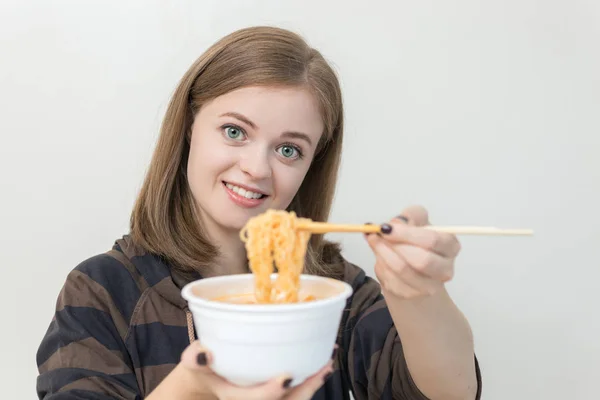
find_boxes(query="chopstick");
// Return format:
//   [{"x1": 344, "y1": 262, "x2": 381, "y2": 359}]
[
  {"x1": 297, "y1": 221, "x2": 534, "y2": 236},
  {"x1": 422, "y1": 226, "x2": 533, "y2": 235}
]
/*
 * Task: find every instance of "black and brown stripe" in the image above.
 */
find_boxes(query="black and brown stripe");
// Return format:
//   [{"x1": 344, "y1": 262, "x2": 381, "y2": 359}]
[{"x1": 36, "y1": 235, "x2": 481, "y2": 400}]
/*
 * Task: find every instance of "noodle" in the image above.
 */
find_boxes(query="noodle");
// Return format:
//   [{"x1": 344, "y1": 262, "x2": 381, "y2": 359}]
[{"x1": 240, "y1": 210, "x2": 312, "y2": 304}]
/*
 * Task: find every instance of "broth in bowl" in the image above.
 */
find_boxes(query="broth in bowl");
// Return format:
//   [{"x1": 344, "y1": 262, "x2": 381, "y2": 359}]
[{"x1": 212, "y1": 293, "x2": 318, "y2": 304}]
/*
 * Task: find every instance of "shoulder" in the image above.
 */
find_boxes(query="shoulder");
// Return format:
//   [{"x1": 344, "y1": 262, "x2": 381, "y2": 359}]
[
  {"x1": 72, "y1": 252, "x2": 143, "y2": 294},
  {"x1": 61, "y1": 234, "x2": 187, "y2": 324},
  {"x1": 60, "y1": 244, "x2": 147, "y2": 327},
  {"x1": 60, "y1": 235, "x2": 164, "y2": 323},
  {"x1": 69, "y1": 234, "x2": 176, "y2": 292}
]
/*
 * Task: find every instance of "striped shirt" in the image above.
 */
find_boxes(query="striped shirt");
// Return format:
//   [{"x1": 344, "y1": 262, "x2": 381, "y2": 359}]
[{"x1": 36, "y1": 235, "x2": 482, "y2": 399}]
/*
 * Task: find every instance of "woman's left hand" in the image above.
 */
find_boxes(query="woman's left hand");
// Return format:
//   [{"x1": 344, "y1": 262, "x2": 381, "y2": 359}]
[{"x1": 364, "y1": 205, "x2": 462, "y2": 300}]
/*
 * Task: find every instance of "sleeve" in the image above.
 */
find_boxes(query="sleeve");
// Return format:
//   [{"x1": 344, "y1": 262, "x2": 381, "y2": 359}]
[
  {"x1": 36, "y1": 254, "x2": 143, "y2": 400},
  {"x1": 340, "y1": 264, "x2": 482, "y2": 400}
]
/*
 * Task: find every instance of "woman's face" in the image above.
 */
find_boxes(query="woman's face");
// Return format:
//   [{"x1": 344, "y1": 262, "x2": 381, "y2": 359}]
[{"x1": 187, "y1": 85, "x2": 324, "y2": 234}]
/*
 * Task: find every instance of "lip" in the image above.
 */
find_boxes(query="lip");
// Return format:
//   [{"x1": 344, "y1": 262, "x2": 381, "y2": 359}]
[
  {"x1": 223, "y1": 181, "x2": 269, "y2": 196},
  {"x1": 222, "y1": 181, "x2": 269, "y2": 208}
]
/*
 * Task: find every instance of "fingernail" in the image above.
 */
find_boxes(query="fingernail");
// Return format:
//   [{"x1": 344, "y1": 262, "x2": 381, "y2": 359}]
[
  {"x1": 380, "y1": 223, "x2": 393, "y2": 234},
  {"x1": 323, "y1": 372, "x2": 333, "y2": 382},
  {"x1": 282, "y1": 378, "x2": 293, "y2": 388},
  {"x1": 331, "y1": 347, "x2": 338, "y2": 360},
  {"x1": 196, "y1": 352, "x2": 207, "y2": 366},
  {"x1": 395, "y1": 215, "x2": 409, "y2": 223}
]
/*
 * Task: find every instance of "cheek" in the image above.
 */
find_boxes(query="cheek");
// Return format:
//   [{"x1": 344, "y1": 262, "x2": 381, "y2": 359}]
[
  {"x1": 273, "y1": 165, "x2": 310, "y2": 205},
  {"x1": 187, "y1": 135, "x2": 231, "y2": 189}
]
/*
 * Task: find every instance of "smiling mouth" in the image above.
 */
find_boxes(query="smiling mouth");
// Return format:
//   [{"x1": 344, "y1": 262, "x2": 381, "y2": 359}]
[{"x1": 222, "y1": 181, "x2": 268, "y2": 200}]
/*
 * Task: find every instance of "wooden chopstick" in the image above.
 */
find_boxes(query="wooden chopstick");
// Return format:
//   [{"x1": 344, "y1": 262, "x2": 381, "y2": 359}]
[
  {"x1": 297, "y1": 222, "x2": 382, "y2": 234},
  {"x1": 423, "y1": 226, "x2": 533, "y2": 236},
  {"x1": 296, "y1": 221, "x2": 533, "y2": 236}
]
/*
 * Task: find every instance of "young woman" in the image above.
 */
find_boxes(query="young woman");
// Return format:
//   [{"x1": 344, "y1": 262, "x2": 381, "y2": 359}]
[{"x1": 36, "y1": 26, "x2": 482, "y2": 400}]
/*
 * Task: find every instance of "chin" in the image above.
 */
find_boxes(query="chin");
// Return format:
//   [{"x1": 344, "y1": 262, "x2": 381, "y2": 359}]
[{"x1": 214, "y1": 208, "x2": 265, "y2": 232}]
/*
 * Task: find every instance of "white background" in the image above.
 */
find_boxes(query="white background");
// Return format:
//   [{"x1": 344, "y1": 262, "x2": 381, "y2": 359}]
[{"x1": 1, "y1": 1, "x2": 599, "y2": 399}]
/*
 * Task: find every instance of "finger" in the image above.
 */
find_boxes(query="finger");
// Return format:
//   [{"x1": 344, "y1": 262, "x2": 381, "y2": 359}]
[
  {"x1": 215, "y1": 374, "x2": 294, "y2": 400},
  {"x1": 396, "y1": 244, "x2": 455, "y2": 282},
  {"x1": 180, "y1": 341, "x2": 214, "y2": 373},
  {"x1": 374, "y1": 258, "x2": 422, "y2": 299},
  {"x1": 367, "y1": 234, "x2": 440, "y2": 295},
  {"x1": 391, "y1": 207, "x2": 461, "y2": 257},
  {"x1": 381, "y1": 222, "x2": 461, "y2": 257},
  {"x1": 395, "y1": 205, "x2": 430, "y2": 227},
  {"x1": 180, "y1": 342, "x2": 233, "y2": 395},
  {"x1": 285, "y1": 361, "x2": 334, "y2": 400}
]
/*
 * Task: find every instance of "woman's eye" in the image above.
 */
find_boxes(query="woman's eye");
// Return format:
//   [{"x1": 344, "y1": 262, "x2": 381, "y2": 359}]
[
  {"x1": 224, "y1": 126, "x2": 244, "y2": 140},
  {"x1": 277, "y1": 145, "x2": 301, "y2": 159}
]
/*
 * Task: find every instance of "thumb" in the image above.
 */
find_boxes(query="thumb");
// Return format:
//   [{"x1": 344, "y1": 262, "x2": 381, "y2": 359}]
[
  {"x1": 178, "y1": 341, "x2": 226, "y2": 397},
  {"x1": 180, "y1": 341, "x2": 214, "y2": 373}
]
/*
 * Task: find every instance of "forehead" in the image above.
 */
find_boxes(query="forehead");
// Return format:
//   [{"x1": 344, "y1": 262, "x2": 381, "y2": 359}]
[{"x1": 201, "y1": 86, "x2": 324, "y2": 140}]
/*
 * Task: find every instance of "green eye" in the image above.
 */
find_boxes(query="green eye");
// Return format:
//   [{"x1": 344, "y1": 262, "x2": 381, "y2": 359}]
[
  {"x1": 278, "y1": 145, "x2": 300, "y2": 159},
  {"x1": 225, "y1": 126, "x2": 243, "y2": 140}
]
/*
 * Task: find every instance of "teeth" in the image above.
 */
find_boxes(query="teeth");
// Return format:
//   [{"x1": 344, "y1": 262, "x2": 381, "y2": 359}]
[{"x1": 225, "y1": 183, "x2": 264, "y2": 199}]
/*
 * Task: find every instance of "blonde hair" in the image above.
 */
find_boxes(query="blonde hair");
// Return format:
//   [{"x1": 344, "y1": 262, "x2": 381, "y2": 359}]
[{"x1": 130, "y1": 26, "x2": 345, "y2": 278}]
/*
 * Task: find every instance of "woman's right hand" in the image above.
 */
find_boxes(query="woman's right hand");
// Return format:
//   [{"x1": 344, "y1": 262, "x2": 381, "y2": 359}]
[{"x1": 147, "y1": 342, "x2": 335, "y2": 400}]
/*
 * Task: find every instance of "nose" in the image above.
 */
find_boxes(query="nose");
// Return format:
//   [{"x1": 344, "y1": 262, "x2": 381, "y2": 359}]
[{"x1": 239, "y1": 148, "x2": 272, "y2": 180}]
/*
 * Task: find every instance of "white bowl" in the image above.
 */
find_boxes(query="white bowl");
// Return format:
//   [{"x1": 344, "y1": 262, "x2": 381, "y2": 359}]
[{"x1": 181, "y1": 273, "x2": 353, "y2": 387}]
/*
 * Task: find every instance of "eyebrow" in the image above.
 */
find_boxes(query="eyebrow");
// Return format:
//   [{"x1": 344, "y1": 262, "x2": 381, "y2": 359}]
[
  {"x1": 281, "y1": 131, "x2": 313, "y2": 146},
  {"x1": 220, "y1": 112, "x2": 314, "y2": 146},
  {"x1": 221, "y1": 112, "x2": 256, "y2": 129}
]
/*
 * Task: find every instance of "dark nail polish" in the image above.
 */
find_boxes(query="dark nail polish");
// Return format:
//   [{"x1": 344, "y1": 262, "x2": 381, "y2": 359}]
[
  {"x1": 196, "y1": 352, "x2": 207, "y2": 366},
  {"x1": 282, "y1": 378, "x2": 293, "y2": 388},
  {"x1": 331, "y1": 347, "x2": 338, "y2": 360},
  {"x1": 323, "y1": 372, "x2": 333, "y2": 382},
  {"x1": 395, "y1": 215, "x2": 409, "y2": 223},
  {"x1": 380, "y1": 223, "x2": 393, "y2": 234}
]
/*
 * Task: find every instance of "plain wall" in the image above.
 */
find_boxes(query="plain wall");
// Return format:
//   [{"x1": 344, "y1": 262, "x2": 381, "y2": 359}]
[{"x1": 1, "y1": 1, "x2": 599, "y2": 399}]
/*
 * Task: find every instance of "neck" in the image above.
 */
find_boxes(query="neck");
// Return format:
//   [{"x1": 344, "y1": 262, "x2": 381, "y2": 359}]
[
  {"x1": 209, "y1": 229, "x2": 248, "y2": 278},
  {"x1": 199, "y1": 218, "x2": 249, "y2": 278}
]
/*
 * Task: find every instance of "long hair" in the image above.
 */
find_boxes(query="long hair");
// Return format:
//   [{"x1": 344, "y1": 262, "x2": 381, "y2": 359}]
[{"x1": 130, "y1": 26, "x2": 345, "y2": 278}]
